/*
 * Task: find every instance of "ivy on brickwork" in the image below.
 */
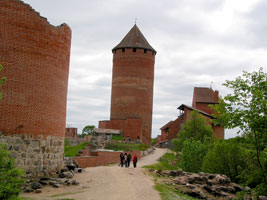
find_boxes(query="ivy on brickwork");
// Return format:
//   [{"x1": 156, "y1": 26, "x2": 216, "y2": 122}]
[{"x1": 0, "y1": 64, "x2": 6, "y2": 100}]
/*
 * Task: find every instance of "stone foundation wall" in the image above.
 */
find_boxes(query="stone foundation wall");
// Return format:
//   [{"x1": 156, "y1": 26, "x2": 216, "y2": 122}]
[{"x1": 0, "y1": 132, "x2": 64, "y2": 179}]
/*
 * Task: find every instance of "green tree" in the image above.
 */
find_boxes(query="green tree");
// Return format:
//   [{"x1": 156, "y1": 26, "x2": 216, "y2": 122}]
[
  {"x1": 172, "y1": 110, "x2": 214, "y2": 151},
  {"x1": 0, "y1": 144, "x2": 25, "y2": 200},
  {"x1": 82, "y1": 125, "x2": 95, "y2": 135},
  {"x1": 0, "y1": 64, "x2": 6, "y2": 100},
  {"x1": 202, "y1": 138, "x2": 247, "y2": 183},
  {"x1": 151, "y1": 138, "x2": 157, "y2": 145},
  {"x1": 181, "y1": 139, "x2": 211, "y2": 173},
  {"x1": 211, "y1": 68, "x2": 267, "y2": 183}
]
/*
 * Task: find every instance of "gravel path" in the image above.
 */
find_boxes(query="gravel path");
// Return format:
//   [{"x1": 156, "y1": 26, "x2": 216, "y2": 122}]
[{"x1": 21, "y1": 148, "x2": 168, "y2": 200}]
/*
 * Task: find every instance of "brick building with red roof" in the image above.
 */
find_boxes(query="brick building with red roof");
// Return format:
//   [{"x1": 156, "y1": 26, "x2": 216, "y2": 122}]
[{"x1": 157, "y1": 87, "x2": 224, "y2": 146}]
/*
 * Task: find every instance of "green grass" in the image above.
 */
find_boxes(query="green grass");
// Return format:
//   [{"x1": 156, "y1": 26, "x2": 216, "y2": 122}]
[
  {"x1": 65, "y1": 138, "x2": 70, "y2": 146},
  {"x1": 50, "y1": 191, "x2": 84, "y2": 197},
  {"x1": 104, "y1": 143, "x2": 148, "y2": 151},
  {"x1": 64, "y1": 142, "x2": 89, "y2": 157},
  {"x1": 143, "y1": 152, "x2": 180, "y2": 170},
  {"x1": 57, "y1": 199, "x2": 75, "y2": 200},
  {"x1": 111, "y1": 135, "x2": 124, "y2": 141},
  {"x1": 154, "y1": 183, "x2": 197, "y2": 200}
]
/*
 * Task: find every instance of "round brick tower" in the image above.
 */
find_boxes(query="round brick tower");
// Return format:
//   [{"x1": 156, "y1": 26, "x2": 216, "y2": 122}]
[
  {"x1": 0, "y1": 0, "x2": 71, "y2": 177},
  {"x1": 110, "y1": 24, "x2": 156, "y2": 144}
]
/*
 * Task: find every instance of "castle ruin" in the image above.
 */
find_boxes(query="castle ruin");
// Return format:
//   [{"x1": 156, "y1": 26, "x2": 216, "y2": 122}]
[
  {"x1": 98, "y1": 24, "x2": 156, "y2": 144},
  {"x1": 0, "y1": 0, "x2": 71, "y2": 177}
]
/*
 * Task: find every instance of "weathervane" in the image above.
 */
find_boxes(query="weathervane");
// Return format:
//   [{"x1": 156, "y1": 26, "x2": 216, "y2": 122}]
[{"x1": 135, "y1": 18, "x2": 137, "y2": 24}]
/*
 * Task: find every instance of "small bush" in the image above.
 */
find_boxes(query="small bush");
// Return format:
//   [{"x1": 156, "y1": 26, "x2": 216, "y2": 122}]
[
  {"x1": 0, "y1": 144, "x2": 25, "y2": 200},
  {"x1": 180, "y1": 139, "x2": 211, "y2": 173},
  {"x1": 202, "y1": 138, "x2": 247, "y2": 183},
  {"x1": 64, "y1": 142, "x2": 89, "y2": 157}
]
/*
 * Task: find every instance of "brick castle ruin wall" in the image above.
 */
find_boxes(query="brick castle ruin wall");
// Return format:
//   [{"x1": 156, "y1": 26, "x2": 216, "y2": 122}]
[
  {"x1": 74, "y1": 150, "x2": 142, "y2": 168},
  {"x1": 99, "y1": 117, "x2": 142, "y2": 141},
  {"x1": 0, "y1": 0, "x2": 71, "y2": 177}
]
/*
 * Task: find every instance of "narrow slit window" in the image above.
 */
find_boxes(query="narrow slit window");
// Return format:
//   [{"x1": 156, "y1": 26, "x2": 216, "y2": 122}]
[
  {"x1": 122, "y1": 48, "x2": 125, "y2": 52},
  {"x1": 144, "y1": 49, "x2": 147, "y2": 53},
  {"x1": 133, "y1": 48, "x2": 136, "y2": 52}
]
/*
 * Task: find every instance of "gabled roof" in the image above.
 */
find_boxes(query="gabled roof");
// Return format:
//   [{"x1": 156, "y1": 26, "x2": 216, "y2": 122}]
[
  {"x1": 112, "y1": 24, "x2": 156, "y2": 54},
  {"x1": 177, "y1": 104, "x2": 214, "y2": 118},
  {"x1": 160, "y1": 120, "x2": 174, "y2": 130},
  {"x1": 193, "y1": 87, "x2": 218, "y2": 104}
]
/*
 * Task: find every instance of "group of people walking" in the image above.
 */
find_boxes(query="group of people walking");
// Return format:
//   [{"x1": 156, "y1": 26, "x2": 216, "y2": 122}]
[{"x1": 119, "y1": 152, "x2": 138, "y2": 168}]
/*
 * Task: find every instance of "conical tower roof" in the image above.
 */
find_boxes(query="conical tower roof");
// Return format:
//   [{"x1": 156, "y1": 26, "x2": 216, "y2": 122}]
[{"x1": 112, "y1": 24, "x2": 156, "y2": 54}]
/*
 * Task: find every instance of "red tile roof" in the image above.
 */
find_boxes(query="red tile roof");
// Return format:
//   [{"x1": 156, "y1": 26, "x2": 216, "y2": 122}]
[
  {"x1": 160, "y1": 120, "x2": 174, "y2": 130},
  {"x1": 177, "y1": 104, "x2": 214, "y2": 118}
]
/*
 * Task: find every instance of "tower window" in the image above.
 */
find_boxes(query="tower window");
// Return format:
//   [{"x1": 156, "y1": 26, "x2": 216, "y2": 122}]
[
  {"x1": 144, "y1": 49, "x2": 147, "y2": 53},
  {"x1": 122, "y1": 48, "x2": 125, "y2": 52},
  {"x1": 133, "y1": 48, "x2": 136, "y2": 52}
]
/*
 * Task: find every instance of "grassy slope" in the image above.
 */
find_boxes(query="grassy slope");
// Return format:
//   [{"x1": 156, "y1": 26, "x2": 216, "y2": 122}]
[
  {"x1": 154, "y1": 183, "x2": 197, "y2": 200},
  {"x1": 143, "y1": 152, "x2": 197, "y2": 200},
  {"x1": 143, "y1": 152, "x2": 180, "y2": 170},
  {"x1": 64, "y1": 142, "x2": 89, "y2": 157},
  {"x1": 104, "y1": 143, "x2": 148, "y2": 151}
]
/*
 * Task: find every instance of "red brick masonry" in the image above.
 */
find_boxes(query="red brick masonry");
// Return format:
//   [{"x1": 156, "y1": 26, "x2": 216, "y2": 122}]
[
  {"x1": 0, "y1": 0, "x2": 71, "y2": 139},
  {"x1": 99, "y1": 118, "x2": 142, "y2": 141},
  {"x1": 74, "y1": 150, "x2": 142, "y2": 168}
]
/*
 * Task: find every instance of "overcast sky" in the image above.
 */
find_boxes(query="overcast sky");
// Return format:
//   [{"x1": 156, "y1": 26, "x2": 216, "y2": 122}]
[{"x1": 22, "y1": 0, "x2": 267, "y2": 138}]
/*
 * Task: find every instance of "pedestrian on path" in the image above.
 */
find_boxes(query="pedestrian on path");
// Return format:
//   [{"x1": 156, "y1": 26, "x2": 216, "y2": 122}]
[
  {"x1": 124, "y1": 153, "x2": 128, "y2": 168},
  {"x1": 119, "y1": 153, "x2": 124, "y2": 167},
  {"x1": 127, "y1": 152, "x2": 132, "y2": 167},
  {"x1": 133, "y1": 154, "x2": 138, "y2": 168}
]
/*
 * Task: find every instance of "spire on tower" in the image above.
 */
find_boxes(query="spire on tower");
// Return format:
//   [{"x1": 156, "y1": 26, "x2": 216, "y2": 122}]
[{"x1": 112, "y1": 24, "x2": 156, "y2": 54}]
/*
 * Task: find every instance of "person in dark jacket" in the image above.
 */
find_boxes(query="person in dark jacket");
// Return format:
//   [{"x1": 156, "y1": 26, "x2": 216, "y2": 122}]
[
  {"x1": 119, "y1": 153, "x2": 124, "y2": 167},
  {"x1": 133, "y1": 154, "x2": 138, "y2": 168},
  {"x1": 124, "y1": 153, "x2": 128, "y2": 168},
  {"x1": 127, "y1": 153, "x2": 132, "y2": 167}
]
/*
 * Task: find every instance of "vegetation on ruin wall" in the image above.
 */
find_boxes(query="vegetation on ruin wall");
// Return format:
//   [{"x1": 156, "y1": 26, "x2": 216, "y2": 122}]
[
  {"x1": 143, "y1": 152, "x2": 180, "y2": 170},
  {"x1": 104, "y1": 143, "x2": 148, "y2": 151},
  {"x1": 64, "y1": 142, "x2": 89, "y2": 157},
  {"x1": 111, "y1": 135, "x2": 124, "y2": 141},
  {"x1": 0, "y1": 144, "x2": 25, "y2": 200},
  {"x1": 169, "y1": 68, "x2": 267, "y2": 196}
]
